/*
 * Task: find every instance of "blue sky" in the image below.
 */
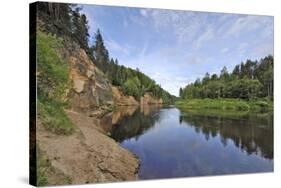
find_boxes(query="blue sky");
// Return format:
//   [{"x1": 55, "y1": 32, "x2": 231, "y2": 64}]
[{"x1": 81, "y1": 5, "x2": 273, "y2": 96}]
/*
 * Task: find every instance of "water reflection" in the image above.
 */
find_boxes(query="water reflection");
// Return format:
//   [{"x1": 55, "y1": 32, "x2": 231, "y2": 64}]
[
  {"x1": 110, "y1": 105, "x2": 161, "y2": 142},
  {"x1": 104, "y1": 106, "x2": 273, "y2": 179},
  {"x1": 179, "y1": 110, "x2": 273, "y2": 159}
]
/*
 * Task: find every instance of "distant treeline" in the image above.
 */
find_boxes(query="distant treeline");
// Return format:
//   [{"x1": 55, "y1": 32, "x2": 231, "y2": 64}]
[
  {"x1": 37, "y1": 2, "x2": 175, "y2": 103},
  {"x1": 179, "y1": 55, "x2": 273, "y2": 100}
]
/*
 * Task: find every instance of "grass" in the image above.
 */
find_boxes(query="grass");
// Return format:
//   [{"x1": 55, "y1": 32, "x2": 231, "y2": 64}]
[
  {"x1": 38, "y1": 98, "x2": 75, "y2": 135},
  {"x1": 175, "y1": 98, "x2": 273, "y2": 112},
  {"x1": 37, "y1": 31, "x2": 75, "y2": 135}
]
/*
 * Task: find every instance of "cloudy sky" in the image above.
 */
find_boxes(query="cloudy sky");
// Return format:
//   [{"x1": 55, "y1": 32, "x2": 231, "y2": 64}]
[{"x1": 81, "y1": 5, "x2": 273, "y2": 96}]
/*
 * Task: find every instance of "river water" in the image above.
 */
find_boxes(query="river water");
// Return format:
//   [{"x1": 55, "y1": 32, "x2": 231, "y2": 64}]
[{"x1": 108, "y1": 105, "x2": 273, "y2": 179}]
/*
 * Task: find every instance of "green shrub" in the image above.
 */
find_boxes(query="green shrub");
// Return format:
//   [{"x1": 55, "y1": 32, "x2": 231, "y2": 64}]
[{"x1": 37, "y1": 31, "x2": 74, "y2": 135}]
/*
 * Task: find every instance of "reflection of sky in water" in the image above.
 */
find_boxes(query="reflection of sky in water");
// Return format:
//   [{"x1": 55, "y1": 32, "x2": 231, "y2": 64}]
[{"x1": 114, "y1": 108, "x2": 273, "y2": 179}]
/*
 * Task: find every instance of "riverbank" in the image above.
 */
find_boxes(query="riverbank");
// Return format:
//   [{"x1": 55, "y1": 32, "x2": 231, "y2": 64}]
[
  {"x1": 175, "y1": 98, "x2": 273, "y2": 112},
  {"x1": 36, "y1": 110, "x2": 139, "y2": 186}
]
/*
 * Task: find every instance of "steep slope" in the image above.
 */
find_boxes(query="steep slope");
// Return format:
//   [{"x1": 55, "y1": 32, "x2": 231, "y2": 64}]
[{"x1": 67, "y1": 47, "x2": 113, "y2": 111}]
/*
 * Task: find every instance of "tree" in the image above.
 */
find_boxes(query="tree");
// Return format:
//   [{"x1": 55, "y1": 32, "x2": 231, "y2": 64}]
[
  {"x1": 179, "y1": 87, "x2": 183, "y2": 98},
  {"x1": 72, "y1": 9, "x2": 90, "y2": 51},
  {"x1": 232, "y1": 65, "x2": 240, "y2": 77},
  {"x1": 91, "y1": 29, "x2": 109, "y2": 72},
  {"x1": 202, "y1": 72, "x2": 210, "y2": 84},
  {"x1": 220, "y1": 66, "x2": 229, "y2": 80},
  {"x1": 211, "y1": 74, "x2": 218, "y2": 80},
  {"x1": 122, "y1": 77, "x2": 141, "y2": 99},
  {"x1": 38, "y1": 2, "x2": 73, "y2": 36}
]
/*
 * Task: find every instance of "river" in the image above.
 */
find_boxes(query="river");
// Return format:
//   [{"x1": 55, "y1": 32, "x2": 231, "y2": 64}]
[{"x1": 105, "y1": 105, "x2": 273, "y2": 179}]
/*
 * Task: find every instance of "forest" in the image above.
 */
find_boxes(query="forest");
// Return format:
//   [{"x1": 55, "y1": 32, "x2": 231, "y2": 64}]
[
  {"x1": 37, "y1": 2, "x2": 175, "y2": 103},
  {"x1": 179, "y1": 55, "x2": 273, "y2": 100}
]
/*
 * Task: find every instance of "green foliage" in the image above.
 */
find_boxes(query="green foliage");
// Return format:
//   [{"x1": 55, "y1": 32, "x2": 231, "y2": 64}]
[
  {"x1": 122, "y1": 77, "x2": 141, "y2": 99},
  {"x1": 71, "y1": 8, "x2": 90, "y2": 51},
  {"x1": 38, "y1": 3, "x2": 90, "y2": 55},
  {"x1": 37, "y1": 31, "x2": 69, "y2": 100},
  {"x1": 38, "y1": 99, "x2": 75, "y2": 135},
  {"x1": 176, "y1": 98, "x2": 272, "y2": 112},
  {"x1": 176, "y1": 99, "x2": 250, "y2": 111},
  {"x1": 90, "y1": 29, "x2": 110, "y2": 73},
  {"x1": 37, "y1": 31, "x2": 75, "y2": 135},
  {"x1": 180, "y1": 55, "x2": 273, "y2": 101}
]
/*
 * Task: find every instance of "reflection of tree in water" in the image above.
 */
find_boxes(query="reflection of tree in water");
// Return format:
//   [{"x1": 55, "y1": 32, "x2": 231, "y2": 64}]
[
  {"x1": 179, "y1": 112, "x2": 273, "y2": 159},
  {"x1": 110, "y1": 106, "x2": 161, "y2": 142}
]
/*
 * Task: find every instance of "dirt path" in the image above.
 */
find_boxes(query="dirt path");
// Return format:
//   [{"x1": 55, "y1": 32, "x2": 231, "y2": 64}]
[{"x1": 37, "y1": 110, "x2": 139, "y2": 185}]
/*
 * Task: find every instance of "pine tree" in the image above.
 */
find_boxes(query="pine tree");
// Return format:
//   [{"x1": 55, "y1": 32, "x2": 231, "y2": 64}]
[{"x1": 91, "y1": 29, "x2": 109, "y2": 73}]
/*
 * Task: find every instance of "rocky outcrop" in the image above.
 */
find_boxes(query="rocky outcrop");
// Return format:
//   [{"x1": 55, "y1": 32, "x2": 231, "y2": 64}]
[
  {"x1": 60, "y1": 44, "x2": 162, "y2": 111},
  {"x1": 67, "y1": 49, "x2": 113, "y2": 112},
  {"x1": 112, "y1": 86, "x2": 139, "y2": 106},
  {"x1": 140, "y1": 93, "x2": 163, "y2": 105}
]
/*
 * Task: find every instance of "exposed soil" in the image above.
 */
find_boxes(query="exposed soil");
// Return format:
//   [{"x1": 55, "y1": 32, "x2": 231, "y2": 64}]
[{"x1": 37, "y1": 110, "x2": 139, "y2": 185}]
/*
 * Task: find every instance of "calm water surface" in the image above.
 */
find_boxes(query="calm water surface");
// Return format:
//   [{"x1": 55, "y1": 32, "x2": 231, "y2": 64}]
[{"x1": 108, "y1": 105, "x2": 273, "y2": 179}]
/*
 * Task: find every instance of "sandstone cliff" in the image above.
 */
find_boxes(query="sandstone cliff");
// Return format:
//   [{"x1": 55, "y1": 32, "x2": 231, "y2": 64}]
[
  {"x1": 140, "y1": 93, "x2": 163, "y2": 105},
  {"x1": 66, "y1": 48, "x2": 113, "y2": 112},
  {"x1": 111, "y1": 86, "x2": 139, "y2": 106}
]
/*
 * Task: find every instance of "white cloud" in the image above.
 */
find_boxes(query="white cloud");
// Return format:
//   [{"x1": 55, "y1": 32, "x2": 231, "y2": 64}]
[
  {"x1": 139, "y1": 9, "x2": 204, "y2": 44},
  {"x1": 184, "y1": 55, "x2": 212, "y2": 65},
  {"x1": 193, "y1": 26, "x2": 214, "y2": 49},
  {"x1": 105, "y1": 39, "x2": 130, "y2": 56},
  {"x1": 150, "y1": 72, "x2": 191, "y2": 96},
  {"x1": 223, "y1": 15, "x2": 273, "y2": 38}
]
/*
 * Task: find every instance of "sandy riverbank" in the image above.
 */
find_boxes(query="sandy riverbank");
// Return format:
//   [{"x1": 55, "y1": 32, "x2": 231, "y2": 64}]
[{"x1": 37, "y1": 110, "x2": 139, "y2": 185}]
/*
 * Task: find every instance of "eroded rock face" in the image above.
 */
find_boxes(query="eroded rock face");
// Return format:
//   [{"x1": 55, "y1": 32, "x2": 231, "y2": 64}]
[
  {"x1": 68, "y1": 49, "x2": 113, "y2": 111},
  {"x1": 140, "y1": 93, "x2": 163, "y2": 105},
  {"x1": 112, "y1": 86, "x2": 139, "y2": 106},
  {"x1": 63, "y1": 47, "x2": 163, "y2": 111}
]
